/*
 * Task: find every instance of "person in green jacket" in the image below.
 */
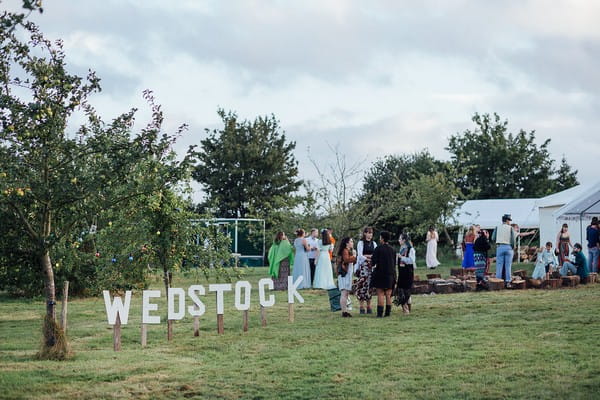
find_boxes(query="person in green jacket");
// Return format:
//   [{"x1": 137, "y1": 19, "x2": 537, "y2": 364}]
[
  {"x1": 559, "y1": 243, "x2": 589, "y2": 281},
  {"x1": 268, "y1": 231, "x2": 294, "y2": 290}
]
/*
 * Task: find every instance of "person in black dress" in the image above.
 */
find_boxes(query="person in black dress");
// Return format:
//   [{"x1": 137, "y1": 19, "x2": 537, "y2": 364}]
[
  {"x1": 370, "y1": 231, "x2": 396, "y2": 317},
  {"x1": 473, "y1": 229, "x2": 491, "y2": 290},
  {"x1": 394, "y1": 233, "x2": 415, "y2": 314}
]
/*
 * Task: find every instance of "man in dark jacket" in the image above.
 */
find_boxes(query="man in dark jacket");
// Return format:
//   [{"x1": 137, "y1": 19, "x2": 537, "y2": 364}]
[{"x1": 559, "y1": 243, "x2": 589, "y2": 280}]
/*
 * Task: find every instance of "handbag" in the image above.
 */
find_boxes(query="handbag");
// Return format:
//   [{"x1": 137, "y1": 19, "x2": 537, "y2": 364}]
[{"x1": 337, "y1": 261, "x2": 348, "y2": 277}]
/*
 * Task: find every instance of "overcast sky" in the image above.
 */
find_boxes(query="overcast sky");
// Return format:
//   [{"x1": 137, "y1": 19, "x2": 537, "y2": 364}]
[{"x1": 9, "y1": 0, "x2": 600, "y2": 200}]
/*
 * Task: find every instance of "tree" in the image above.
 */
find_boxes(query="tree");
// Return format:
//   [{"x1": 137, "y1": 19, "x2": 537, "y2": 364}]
[
  {"x1": 553, "y1": 156, "x2": 578, "y2": 192},
  {"x1": 446, "y1": 113, "x2": 578, "y2": 199},
  {"x1": 357, "y1": 150, "x2": 455, "y2": 235},
  {"x1": 361, "y1": 150, "x2": 449, "y2": 197},
  {"x1": 193, "y1": 109, "x2": 303, "y2": 226},
  {"x1": 307, "y1": 143, "x2": 367, "y2": 237},
  {"x1": 0, "y1": 10, "x2": 194, "y2": 357}
]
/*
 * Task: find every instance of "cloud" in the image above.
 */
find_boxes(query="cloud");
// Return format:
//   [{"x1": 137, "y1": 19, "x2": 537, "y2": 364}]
[{"x1": 8, "y1": 0, "x2": 597, "y2": 200}]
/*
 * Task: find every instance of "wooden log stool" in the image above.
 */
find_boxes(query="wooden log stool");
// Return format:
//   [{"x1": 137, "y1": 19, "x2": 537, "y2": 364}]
[
  {"x1": 433, "y1": 282, "x2": 454, "y2": 294},
  {"x1": 562, "y1": 275, "x2": 580, "y2": 287},
  {"x1": 510, "y1": 280, "x2": 527, "y2": 290},
  {"x1": 412, "y1": 283, "x2": 431, "y2": 294},
  {"x1": 487, "y1": 278, "x2": 505, "y2": 290},
  {"x1": 544, "y1": 278, "x2": 561, "y2": 289},
  {"x1": 513, "y1": 270, "x2": 528, "y2": 279},
  {"x1": 465, "y1": 279, "x2": 477, "y2": 291},
  {"x1": 527, "y1": 278, "x2": 543, "y2": 289},
  {"x1": 585, "y1": 272, "x2": 597, "y2": 284}
]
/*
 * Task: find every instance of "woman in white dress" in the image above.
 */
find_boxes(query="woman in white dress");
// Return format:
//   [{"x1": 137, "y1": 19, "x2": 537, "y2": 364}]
[
  {"x1": 292, "y1": 229, "x2": 312, "y2": 289},
  {"x1": 313, "y1": 229, "x2": 336, "y2": 289},
  {"x1": 425, "y1": 225, "x2": 440, "y2": 269}
]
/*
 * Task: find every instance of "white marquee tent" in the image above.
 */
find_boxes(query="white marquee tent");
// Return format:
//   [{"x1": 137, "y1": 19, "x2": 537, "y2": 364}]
[
  {"x1": 454, "y1": 198, "x2": 539, "y2": 230},
  {"x1": 536, "y1": 184, "x2": 591, "y2": 247},
  {"x1": 553, "y1": 183, "x2": 600, "y2": 246}
]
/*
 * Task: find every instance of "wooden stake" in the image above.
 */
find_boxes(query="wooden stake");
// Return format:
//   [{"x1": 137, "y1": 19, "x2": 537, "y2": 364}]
[
  {"x1": 260, "y1": 305, "x2": 267, "y2": 327},
  {"x1": 193, "y1": 316, "x2": 200, "y2": 337},
  {"x1": 141, "y1": 324, "x2": 147, "y2": 348},
  {"x1": 217, "y1": 314, "x2": 224, "y2": 334},
  {"x1": 288, "y1": 303, "x2": 294, "y2": 323},
  {"x1": 243, "y1": 310, "x2": 249, "y2": 332},
  {"x1": 60, "y1": 281, "x2": 69, "y2": 335},
  {"x1": 167, "y1": 319, "x2": 173, "y2": 341},
  {"x1": 113, "y1": 314, "x2": 121, "y2": 352}
]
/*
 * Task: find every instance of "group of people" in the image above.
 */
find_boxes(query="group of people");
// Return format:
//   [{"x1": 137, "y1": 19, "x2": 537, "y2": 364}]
[
  {"x1": 460, "y1": 214, "x2": 599, "y2": 288},
  {"x1": 267, "y1": 215, "x2": 600, "y2": 318},
  {"x1": 267, "y1": 227, "x2": 416, "y2": 318},
  {"x1": 530, "y1": 217, "x2": 599, "y2": 280}
]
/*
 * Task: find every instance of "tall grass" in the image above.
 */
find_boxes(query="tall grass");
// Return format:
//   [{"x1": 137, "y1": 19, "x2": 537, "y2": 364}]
[{"x1": 0, "y1": 266, "x2": 598, "y2": 399}]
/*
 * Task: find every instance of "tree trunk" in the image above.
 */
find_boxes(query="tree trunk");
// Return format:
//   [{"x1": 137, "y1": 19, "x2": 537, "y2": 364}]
[
  {"x1": 41, "y1": 250, "x2": 57, "y2": 346},
  {"x1": 442, "y1": 227, "x2": 455, "y2": 248}
]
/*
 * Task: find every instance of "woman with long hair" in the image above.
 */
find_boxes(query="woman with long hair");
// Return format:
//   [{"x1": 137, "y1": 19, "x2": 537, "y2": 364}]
[
  {"x1": 473, "y1": 229, "x2": 491, "y2": 288},
  {"x1": 370, "y1": 231, "x2": 396, "y2": 318},
  {"x1": 268, "y1": 231, "x2": 294, "y2": 290},
  {"x1": 556, "y1": 223, "x2": 572, "y2": 266},
  {"x1": 292, "y1": 229, "x2": 312, "y2": 289},
  {"x1": 425, "y1": 225, "x2": 440, "y2": 269},
  {"x1": 394, "y1": 233, "x2": 416, "y2": 314},
  {"x1": 313, "y1": 229, "x2": 336, "y2": 289},
  {"x1": 462, "y1": 225, "x2": 476, "y2": 269},
  {"x1": 353, "y1": 227, "x2": 377, "y2": 314},
  {"x1": 337, "y1": 237, "x2": 357, "y2": 317}
]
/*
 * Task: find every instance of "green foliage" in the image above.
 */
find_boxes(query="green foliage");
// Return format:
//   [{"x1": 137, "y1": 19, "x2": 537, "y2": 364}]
[
  {"x1": 193, "y1": 109, "x2": 303, "y2": 229},
  {"x1": 0, "y1": 8, "x2": 197, "y2": 358},
  {"x1": 362, "y1": 150, "x2": 450, "y2": 196},
  {"x1": 446, "y1": 113, "x2": 578, "y2": 199},
  {"x1": 357, "y1": 150, "x2": 459, "y2": 241},
  {"x1": 553, "y1": 155, "x2": 578, "y2": 192}
]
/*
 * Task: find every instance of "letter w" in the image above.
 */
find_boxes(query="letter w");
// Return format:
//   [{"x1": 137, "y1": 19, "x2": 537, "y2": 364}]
[{"x1": 103, "y1": 290, "x2": 132, "y2": 325}]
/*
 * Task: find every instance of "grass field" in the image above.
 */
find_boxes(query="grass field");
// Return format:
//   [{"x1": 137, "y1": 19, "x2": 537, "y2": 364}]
[{"x1": 1, "y1": 262, "x2": 599, "y2": 399}]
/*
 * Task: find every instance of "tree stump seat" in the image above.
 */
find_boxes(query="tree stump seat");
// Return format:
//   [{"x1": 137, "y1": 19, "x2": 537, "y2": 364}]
[
  {"x1": 513, "y1": 270, "x2": 527, "y2": 279},
  {"x1": 465, "y1": 279, "x2": 478, "y2": 291},
  {"x1": 562, "y1": 275, "x2": 580, "y2": 287},
  {"x1": 527, "y1": 278, "x2": 543, "y2": 288},
  {"x1": 433, "y1": 282, "x2": 454, "y2": 294},
  {"x1": 487, "y1": 278, "x2": 504, "y2": 290},
  {"x1": 544, "y1": 278, "x2": 561, "y2": 289},
  {"x1": 509, "y1": 279, "x2": 527, "y2": 289}
]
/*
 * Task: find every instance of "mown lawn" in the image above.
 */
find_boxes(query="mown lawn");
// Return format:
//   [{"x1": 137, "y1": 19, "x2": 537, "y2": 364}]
[{"x1": 1, "y1": 264, "x2": 598, "y2": 399}]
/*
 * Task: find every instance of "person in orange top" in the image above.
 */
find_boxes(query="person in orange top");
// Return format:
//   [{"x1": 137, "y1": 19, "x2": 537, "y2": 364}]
[{"x1": 327, "y1": 227, "x2": 335, "y2": 260}]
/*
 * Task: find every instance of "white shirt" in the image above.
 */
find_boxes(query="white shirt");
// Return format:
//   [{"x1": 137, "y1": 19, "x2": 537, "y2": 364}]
[{"x1": 306, "y1": 236, "x2": 319, "y2": 259}]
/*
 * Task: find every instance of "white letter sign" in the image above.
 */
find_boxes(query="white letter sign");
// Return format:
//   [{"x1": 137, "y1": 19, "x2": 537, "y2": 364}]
[
  {"x1": 287, "y1": 276, "x2": 305, "y2": 304},
  {"x1": 103, "y1": 290, "x2": 132, "y2": 325},
  {"x1": 188, "y1": 285, "x2": 206, "y2": 317},
  {"x1": 234, "y1": 281, "x2": 252, "y2": 311},
  {"x1": 142, "y1": 290, "x2": 161, "y2": 324},
  {"x1": 209, "y1": 283, "x2": 232, "y2": 315},
  {"x1": 258, "y1": 278, "x2": 275, "y2": 307},
  {"x1": 168, "y1": 288, "x2": 186, "y2": 320}
]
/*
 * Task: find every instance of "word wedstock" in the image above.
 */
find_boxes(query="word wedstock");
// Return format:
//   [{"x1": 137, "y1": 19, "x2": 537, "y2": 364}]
[{"x1": 103, "y1": 276, "x2": 305, "y2": 325}]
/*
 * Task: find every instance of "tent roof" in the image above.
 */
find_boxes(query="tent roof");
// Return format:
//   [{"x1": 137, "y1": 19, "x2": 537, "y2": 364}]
[
  {"x1": 554, "y1": 181, "x2": 600, "y2": 220},
  {"x1": 454, "y1": 198, "x2": 539, "y2": 229},
  {"x1": 536, "y1": 184, "x2": 589, "y2": 208}
]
